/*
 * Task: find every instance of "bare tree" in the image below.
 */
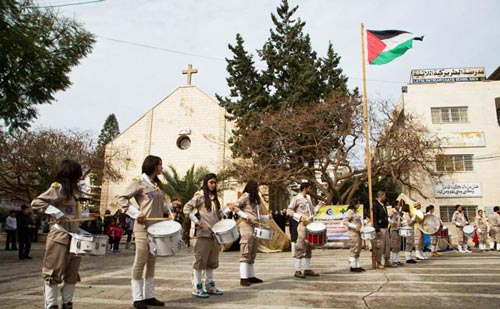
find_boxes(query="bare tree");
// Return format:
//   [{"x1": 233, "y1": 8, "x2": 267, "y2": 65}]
[
  {"x1": 0, "y1": 128, "x2": 126, "y2": 203},
  {"x1": 226, "y1": 93, "x2": 443, "y2": 204}
]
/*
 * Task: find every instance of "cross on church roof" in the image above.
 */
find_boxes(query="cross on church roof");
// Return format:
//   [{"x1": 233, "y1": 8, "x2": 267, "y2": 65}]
[{"x1": 182, "y1": 64, "x2": 198, "y2": 86}]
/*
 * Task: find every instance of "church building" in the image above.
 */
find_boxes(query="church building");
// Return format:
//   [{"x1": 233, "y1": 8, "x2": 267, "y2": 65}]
[{"x1": 100, "y1": 65, "x2": 236, "y2": 210}]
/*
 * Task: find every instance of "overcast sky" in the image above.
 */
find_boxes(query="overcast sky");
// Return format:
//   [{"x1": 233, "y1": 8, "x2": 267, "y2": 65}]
[{"x1": 31, "y1": 0, "x2": 500, "y2": 136}]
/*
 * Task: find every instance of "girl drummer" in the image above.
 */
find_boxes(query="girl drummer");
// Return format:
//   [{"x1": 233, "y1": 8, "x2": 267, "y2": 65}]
[
  {"x1": 229, "y1": 180, "x2": 270, "y2": 286},
  {"x1": 425, "y1": 205, "x2": 441, "y2": 257},
  {"x1": 342, "y1": 198, "x2": 368, "y2": 272},
  {"x1": 118, "y1": 155, "x2": 168, "y2": 309},
  {"x1": 183, "y1": 173, "x2": 224, "y2": 298},
  {"x1": 401, "y1": 203, "x2": 417, "y2": 264},
  {"x1": 32, "y1": 159, "x2": 83, "y2": 309}
]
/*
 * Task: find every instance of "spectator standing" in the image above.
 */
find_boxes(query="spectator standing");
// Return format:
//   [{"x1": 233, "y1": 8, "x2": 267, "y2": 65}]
[
  {"x1": 18, "y1": 205, "x2": 34, "y2": 259},
  {"x1": 125, "y1": 216, "x2": 135, "y2": 249},
  {"x1": 4, "y1": 210, "x2": 18, "y2": 250},
  {"x1": 32, "y1": 213, "x2": 41, "y2": 242}
]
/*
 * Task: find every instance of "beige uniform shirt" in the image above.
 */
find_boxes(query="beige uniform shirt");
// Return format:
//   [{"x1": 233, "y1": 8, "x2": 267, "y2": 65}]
[
  {"x1": 343, "y1": 209, "x2": 362, "y2": 231},
  {"x1": 234, "y1": 193, "x2": 258, "y2": 221},
  {"x1": 117, "y1": 175, "x2": 169, "y2": 233},
  {"x1": 183, "y1": 190, "x2": 221, "y2": 238},
  {"x1": 451, "y1": 211, "x2": 467, "y2": 227},
  {"x1": 31, "y1": 182, "x2": 79, "y2": 245},
  {"x1": 475, "y1": 215, "x2": 488, "y2": 231},
  {"x1": 389, "y1": 209, "x2": 402, "y2": 230},
  {"x1": 488, "y1": 213, "x2": 500, "y2": 228},
  {"x1": 287, "y1": 194, "x2": 316, "y2": 221}
]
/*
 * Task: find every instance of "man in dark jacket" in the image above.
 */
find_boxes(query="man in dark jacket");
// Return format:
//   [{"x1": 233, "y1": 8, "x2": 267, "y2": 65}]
[
  {"x1": 373, "y1": 191, "x2": 392, "y2": 269},
  {"x1": 18, "y1": 205, "x2": 34, "y2": 259}
]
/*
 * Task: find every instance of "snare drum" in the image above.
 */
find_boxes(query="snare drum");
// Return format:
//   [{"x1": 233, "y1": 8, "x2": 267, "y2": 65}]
[
  {"x1": 306, "y1": 222, "x2": 327, "y2": 246},
  {"x1": 463, "y1": 225, "x2": 475, "y2": 238},
  {"x1": 70, "y1": 234, "x2": 107, "y2": 256},
  {"x1": 398, "y1": 226, "x2": 413, "y2": 238},
  {"x1": 437, "y1": 226, "x2": 448, "y2": 238},
  {"x1": 147, "y1": 220, "x2": 182, "y2": 257},
  {"x1": 360, "y1": 227, "x2": 376, "y2": 240},
  {"x1": 212, "y1": 219, "x2": 239, "y2": 244},
  {"x1": 253, "y1": 226, "x2": 274, "y2": 240}
]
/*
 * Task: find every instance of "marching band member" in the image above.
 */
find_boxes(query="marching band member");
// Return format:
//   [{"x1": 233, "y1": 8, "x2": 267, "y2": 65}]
[
  {"x1": 287, "y1": 182, "x2": 324, "y2": 278},
  {"x1": 118, "y1": 155, "x2": 169, "y2": 309},
  {"x1": 389, "y1": 200, "x2": 403, "y2": 266},
  {"x1": 401, "y1": 203, "x2": 417, "y2": 264},
  {"x1": 488, "y1": 206, "x2": 500, "y2": 251},
  {"x1": 475, "y1": 209, "x2": 489, "y2": 252},
  {"x1": 425, "y1": 205, "x2": 441, "y2": 257},
  {"x1": 229, "y1": 180, "x2": 270, "y2": 286},
  {"x1": 31, "y1": 160, "x2": 83, "y2": 309},
  {"x1": 373, "y1": 191, "x2": 393, "y2": 268},
  {"x1": 413, "y1": 202, "x2": 427, "y2": 260},
  {"x1": 183, "y1": 173, "x2": 224, "y2": 298},
  {"x1": 452, "y1": 205, "x2": 471, "y2": 253},
  {"x1": 343, "y1": 198, "x2": 368, "y2": 272}
]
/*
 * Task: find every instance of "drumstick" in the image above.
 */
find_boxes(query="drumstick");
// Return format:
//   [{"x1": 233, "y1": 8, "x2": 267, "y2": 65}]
[
  {"x1": 48, "y1": 217, "x2": 96, "y2": 224},
  {"x1": 145, "y1": 217, "x2": 172, "y2": 221}
]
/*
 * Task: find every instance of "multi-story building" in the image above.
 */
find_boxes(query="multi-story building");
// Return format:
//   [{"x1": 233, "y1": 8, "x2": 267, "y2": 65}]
[{"x1": 399, "y1": 66, "x2": 500, "y2": 241}]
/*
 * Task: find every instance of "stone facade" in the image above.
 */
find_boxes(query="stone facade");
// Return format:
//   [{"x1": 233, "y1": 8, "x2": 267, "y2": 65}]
[{"x1": 100, "y1": 85, "x2": 236, "y2": 210}]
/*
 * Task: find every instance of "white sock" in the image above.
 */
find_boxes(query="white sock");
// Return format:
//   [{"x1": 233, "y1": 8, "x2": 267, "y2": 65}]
[
  {"x1": 240, "y1": 262, "x2": 248, "y2": 279},
  {"x1": 248, "y1": 264, "x2": 255, "y2": 278},
  {"x1": 304, "y1": 258, "x2": 311, "y2": 270},
  {"x1": 205, "y1": 268, "x2": 214, "y2": 283},
  {"x1": 294, "y1": 258, "x2": 302, "y2": 271},
  {"x1": 193, "y1": 269, "x2": 202, "y2": 288}
]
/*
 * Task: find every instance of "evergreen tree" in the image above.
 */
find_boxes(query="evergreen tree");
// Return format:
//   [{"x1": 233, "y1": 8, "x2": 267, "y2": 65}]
[
  {"x1": 97, "y1": 114, "x2": 120, "y2": 147},
  {"x1": 0, "y1": 1, "x2": 95, "y2": 131},
  {"x1": 91, "y1": 114, "x2": 120, "y2": 198}
]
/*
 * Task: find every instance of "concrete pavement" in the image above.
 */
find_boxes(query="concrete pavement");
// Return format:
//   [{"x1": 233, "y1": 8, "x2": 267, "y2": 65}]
[{"x1": 1, "y1": 242, "x2": 499, "y2": 308}]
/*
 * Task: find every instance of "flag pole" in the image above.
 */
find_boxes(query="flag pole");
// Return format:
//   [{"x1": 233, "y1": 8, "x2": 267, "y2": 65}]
[{"x1": 361, "y1": 23, "x2": 376, "y2": 269}]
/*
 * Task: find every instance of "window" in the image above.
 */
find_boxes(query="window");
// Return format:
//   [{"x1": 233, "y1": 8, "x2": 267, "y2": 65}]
[
  {"x1": 431, "y1": 107, "x2": 468, "y2": 124},
  {"x1": 176, "y1": 135, "x2": 191, "y2": 150},
  {"x1": 439, "y1": 205, "x2": 477, "y2": 223},
  {"x1": 436, "y1": 154, "x2": 473, "y2": 172}
]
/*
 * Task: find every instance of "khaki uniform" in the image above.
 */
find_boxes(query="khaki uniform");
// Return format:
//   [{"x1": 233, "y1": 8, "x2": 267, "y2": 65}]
[
  {"x1": 287, "y1": 194, "x2": 317, "y2": 259},
  {"x1": 31, "y1": 182, "x2": 81, "y2": 285},
  {"x1": 342, "y1": 209, "x2": 362, "y2": 258},
  {"x1": 413, "y1": 210, "x2": 425, "y2": 252},
  {"x1": 451, "y1": 211, "x2": 468, "y2": 246},
  {"x1": 234, "y1": 193, "x2": 259, "y2": 264},
  {"x1": 389, "y1": 209, "x2": 402, "y2": 253},
  {"x1": 475, "y1": 214, "x2": 489, "y2": 245},
  {"x1": 488, "y1": 212, "x2": 500, "y2": 244},
  {"x1": 118, "y1": 175, "x2": 169, "y2": 280},
  {"x1": 183, "y1": 191, "x2": 222, "y2": 270},
  {"x1": 402, "y1": 212, "x2": 415, "y2": 253}
]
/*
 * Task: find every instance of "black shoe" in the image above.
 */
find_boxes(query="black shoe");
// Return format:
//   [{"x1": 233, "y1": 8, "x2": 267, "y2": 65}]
[
  {"x1": 350, "y1": 267, "x2": 362, "y2": 273},
  {"x1": 133, "y1": 300, "x2": 147, "y2": 309},
  {"x1": 62, "y1": 302, "x2": 73, "y2": 309},
  {"x1": 240, "y1": 278, "x2": 251, "y2": 286},
  {"x1": 48, "y1": 306, "x2": 59, "y2": 309},
  {"x1": 12, "y1": 247, "x2": 18, "y2": 250},
  {"x1": 248, "y1": 277, "x2": 263, "y2": 284},
  {"x1": 19, "y1": 256, "x2": 26, "y2": 260},
  {"x1": 359, "y1": 267, "x2": 366, "y2": 272},
  {"x1": 145, "y1": 298, "x2": 165, "y2": 306},
  {"x1": 24, "y1": 256, "x2": 33, "y2": 259},
  {"x1": 406, "y1": 259, "x2": 417, "y2": 264}
]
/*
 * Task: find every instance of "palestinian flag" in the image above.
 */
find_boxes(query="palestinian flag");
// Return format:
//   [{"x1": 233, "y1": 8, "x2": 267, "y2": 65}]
[{"x1": 367, "y1": 30, "x2": 423, "y2": 65}]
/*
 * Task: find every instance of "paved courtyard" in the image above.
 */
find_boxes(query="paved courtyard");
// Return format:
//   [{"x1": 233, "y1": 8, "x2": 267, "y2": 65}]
[{"x1": 1, "y1": 242, "x2": 499, "y2": 308}]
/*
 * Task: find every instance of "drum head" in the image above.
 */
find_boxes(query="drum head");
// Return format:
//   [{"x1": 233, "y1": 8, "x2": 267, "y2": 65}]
[
  {"x1": 463, "y1": 225, "x2": 474, "y2": 234},
  {"x1": 307, "y1": 222, "x2": 326, "y2": 232},
  {"x1": 421, "y1": 215, "x2": 441, "y2": 234},
  {"x1": 360, "y1": 227, "x2": 375, "y2": 233},
  {"x1": 212, "y1": 219, "x2": 236, "y2": 233},
  {"x1": 147, "y1": 220, "x2": 182, "y2": 236}
]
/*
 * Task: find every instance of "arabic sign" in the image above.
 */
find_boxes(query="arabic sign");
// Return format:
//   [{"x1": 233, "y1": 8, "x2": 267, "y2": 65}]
[
  {"x1": 411, "y1": 67, "x2": 486, "y2": 83},
  {"x1": 435, "y1": 183, "x2": 481, "y2": 198},
  {"x1": 438, "y1": 131, "x2": 486, "y2": 148},
  {"x1": 314, "y1": 205, "x2": 364, "y2": 241}
]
